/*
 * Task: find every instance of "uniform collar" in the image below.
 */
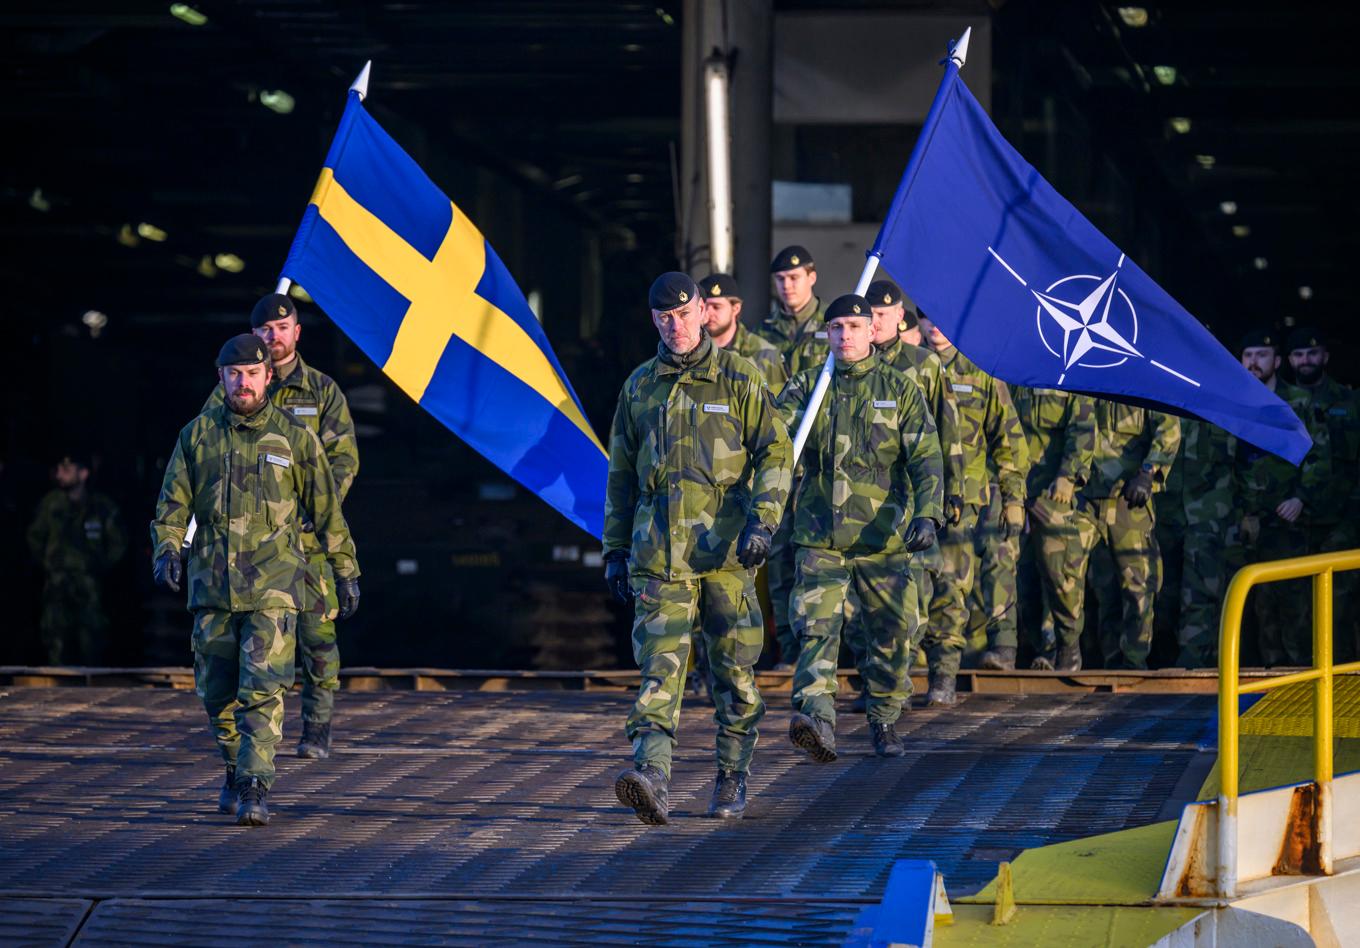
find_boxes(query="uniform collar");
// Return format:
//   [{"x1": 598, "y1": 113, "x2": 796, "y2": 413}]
[
  {"x1": 656, "y1": 333, "x2": 718, "y2": 380},
  {"x1": 222, "y1": 400, "x2": 274, "y2": 430},
  {"x1": 835, "y1": 349, "x2": 878, "y2": 378},
  {"x1": 765, "y1": 294, "x2": 821, "y2": 329},
  {"x1": 273, "y1": 353, "x2": 307, "y2": 390},
  {"x1": 875, "y1": 336, "x2": 902, "y2": 362}
]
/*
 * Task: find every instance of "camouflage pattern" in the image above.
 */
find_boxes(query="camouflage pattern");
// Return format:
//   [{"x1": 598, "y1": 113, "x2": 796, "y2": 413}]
[
  {"x1": 1081, "y1": 400, "x2": 1180, "y2": 669},
  {"x1": 26, "y1": 489, "x2": 126, "y2": 664},
  {"x1": 192, "y1": 606, "x2": 297, "y2": 788},
  {"x1": 754, "y1": 295, "x2": 828, "y2": 377},
  {"x1": 603, "y1": 335, "x2": 792, "y2": 580},
  {"x1": 204, "y1": 354, "x2": 359, "y2": 724},
  {"x1": 1153, "y1": 436, "x2": 1187, "y2": 665},
  {"x1": 767, "y1": 527, "x2": 800, "y2": 665},
  {"x1": 921, "y1": 347, "x2": 1025, "y2": 677},
  {"x1": 726, "y1": 322, "x2": 787, "y2": 392},
  {"x1": 1172, "y1": 419, "x2": 1238, "y2": 667},
  {"x1": 150, "y1": 400, "x2": 361, "y2": 612},
  {"x1": 790, "y1": 547, "x2": 917, "y2": 724},
  {"x1": 1296, "y1": 374, "x2": 1360, "y2": 524},
  {"x1": 966, "y1": 483, "x2": 1022, "y2": 656},
  {"x1": 1011, "y1": 387, "x2": 1096, "y2": 654},
  {"x1": 876, "y1": 336, "x2": 966, "y2": 502}
]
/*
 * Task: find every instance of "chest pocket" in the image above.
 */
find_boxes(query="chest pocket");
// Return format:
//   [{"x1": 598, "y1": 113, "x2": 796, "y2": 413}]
[
  {"x1": 1032, "y1": 391, "x2": 1069, "y2": 430},
  {"x1": 857, "y1": 398, "x2": 902, "y2": 473},
  {"x1": 285, "y1": 399, "x2": 321, "y2": 430},
  {"x1": 691, "y1": 400, "x2": 745, "y2": 487},
  {"x1": 1108, "y1": 402, "x2": 1146, "y2": 436},
  {"x1": 257, "y1": 444, "x2": 295, "y2": 527}
]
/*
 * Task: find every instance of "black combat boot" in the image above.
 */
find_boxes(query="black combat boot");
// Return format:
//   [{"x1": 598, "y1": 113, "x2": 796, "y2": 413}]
[
  {"x1": 980, "y1": 646, "x2": 1016, "y2": 671},
  {"x1": 218, "y1": 767, "x2": 237, "y2": 815},
  {"x1": 849, "y1": 689, "x2": 868, "y2": 714},
  {"x1": 1056, "y1": 644, "x2": 1082, "y2": 672},
  {"x1": 1030, "y1": 652, "x2": 1056, "y2": 671},
  {"x1": 707, "y1": 770, "x2": 747, "y2": 819},
  {"x1": 297, "y1": 720, "x2": 331, "y2": 759},
  {"x1": 615, "y1": 765, "x2": 670, "y2": 825},
  {"x1": 926, "y1": 671, "x2": 957, "y2": 707},
  {"x1": 236, "y1": 776, "x2": 270, "y2": 827},
  {"x1": 870, "y1": 722, "x2": 905, "y2": 758},
  {"x1": 788, "y1": 713, "x2": 837, "y2": 763}
]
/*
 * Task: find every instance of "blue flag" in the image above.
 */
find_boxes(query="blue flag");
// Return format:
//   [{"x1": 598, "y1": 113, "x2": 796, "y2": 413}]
[
  {"x1": 873, "y1": 63, "x2": 1311, "y2": 464},
  {"x1": 282, "y1": 92, "x2": 608, "y2": 537}
]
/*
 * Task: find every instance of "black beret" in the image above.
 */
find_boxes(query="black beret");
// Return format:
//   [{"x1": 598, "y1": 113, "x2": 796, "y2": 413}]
[
  {"x1": 770, "y1": 245, "x2": 813, "y2": 273},
  {"x1": 901, "y1": 308, "x2": 919, "y2": 331},
  {"x1": 866, "y1": 280, "x2": 903, "y2": 307},
  {"x1": 1286, "y1": 326, "x2": 1326, "y2": 352},
  {"x1": 699, "y1": 273, "x2": 741, "y2": 300},
  {"x1": 648, "y1": 272, "x2": 700, "y2": 311},
  {"x1": 1238, "y1": 328, "x2": 1279, "y2": 353},
  {"x1": 825, "y1": 294, "x2": 872, "y2": 321},
  {"x1": 250, "y1": 293, "x2": 297, "y2": 328},
  {"x1": 216, "y1": 333, "x2": 271, "y2": 367},
  {"x1": 57, "y1": 450, "x2": 93, "y2": 470}
]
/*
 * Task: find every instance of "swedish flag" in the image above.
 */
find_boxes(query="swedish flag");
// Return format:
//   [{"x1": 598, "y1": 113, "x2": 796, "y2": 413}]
[{"x1": 282, "y1": 91, "x2": 607, "y2": 537}]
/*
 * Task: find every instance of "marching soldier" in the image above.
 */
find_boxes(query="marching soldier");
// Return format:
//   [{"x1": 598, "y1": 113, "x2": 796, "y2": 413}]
[
  {"x1": 603, "y1": 273, "x2": 791, "y2": 825},
  {"x1": 700, "y1": 273, "x2": 786, "y2": 391},
  {"x1": 152, "y1": 334, "x2": 361, "y2": 826},
  {"x1": 777, "y1": 294, "x2": 943, "y2": 760}
]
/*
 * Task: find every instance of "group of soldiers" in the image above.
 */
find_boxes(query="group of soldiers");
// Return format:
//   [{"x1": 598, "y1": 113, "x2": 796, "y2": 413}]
[
  {"x1": 150, "y1": 293, "x2": 362, "y2": 826},
  {"x1": 602, "y1": 245, "x2": 1360, "y2": 826}
]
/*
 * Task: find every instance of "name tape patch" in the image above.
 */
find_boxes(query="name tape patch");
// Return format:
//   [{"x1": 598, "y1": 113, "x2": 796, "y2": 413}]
[
  {"x1": 872, "y1": 399, "x2": 897, "y2": 409},
  {"x1": 703, "y1": 403, "x2": 729, "y2": 414},
  {"x1": 265, "y1": 453, "x2": 291, "y2": 468},
  {"x1": 952, "y1": 383, "x2": 975, "y2": 394},
  {"x1": 291, "y1": 406, "x2": 319, "y2": 416},
  {"x1": 814, "y1": 331, "x2": 829, "y2": 339}
]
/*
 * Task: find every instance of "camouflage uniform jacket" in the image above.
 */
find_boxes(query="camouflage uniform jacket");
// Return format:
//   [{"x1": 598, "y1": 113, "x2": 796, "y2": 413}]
[
  {"x1": 776, "y1": 352, "x2": 944, "y2": 556},
  {"x1": 755, "y1": 295, "x2": 828, "y2": 377},
  {"x1": 151, "y1": 401, "x2": 360, "y2": 612},
  {"x1": 877, "y1": 336, "x2": 965, "y2": 502},
  {"x1": 1235, "y1": 382, "x2": 1309, "y2": 516},
  {"x1": 1177, "y1": 419, "x2": 1237, "y2": 527},
  {"x1": 603, "y1": 335, "x2": 792, "y2": 581},
  {"x1": 27, "y1": 490, "x2": 126, "y2": 574},
  {"x1": 726, "y1": 322, "x2": 788, "y2": 391},
  {"x1": 1295, "y1": 375, "x2": 1360, "y2": 521},
  {"x1": 1083, "y1": 400, "x2": 1181, "y2": 499},
  {"x1": 1010, "y1": 387, "x2": 1096, "y2": 497},
  {"x1": 933, "y1": 346, "x2": 1026, "y2": 506}
]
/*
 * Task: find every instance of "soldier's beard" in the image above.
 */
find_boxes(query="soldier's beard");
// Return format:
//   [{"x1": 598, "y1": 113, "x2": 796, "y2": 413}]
[
  {"x1": 226, "y1": 391, "x2": 267, "y2": 415},
  {"x1": 1295, "y1": 363, "x2": 1323, "y2": 385}
]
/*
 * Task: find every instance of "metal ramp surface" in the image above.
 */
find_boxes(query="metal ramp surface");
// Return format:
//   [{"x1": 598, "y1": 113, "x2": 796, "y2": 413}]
[{"x1": 0, "y1": 686, "x2": 1215, "y2": 944}]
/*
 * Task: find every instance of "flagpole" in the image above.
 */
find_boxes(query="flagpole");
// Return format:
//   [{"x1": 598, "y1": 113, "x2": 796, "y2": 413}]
[{"x1": 789, "y1": 29, "x2": 971, "y2": 463}]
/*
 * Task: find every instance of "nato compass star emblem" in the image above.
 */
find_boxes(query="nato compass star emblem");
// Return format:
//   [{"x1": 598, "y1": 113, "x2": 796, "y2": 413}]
[{"x1": 985, "y1": 246, "x2": 1200, "y2": 388}]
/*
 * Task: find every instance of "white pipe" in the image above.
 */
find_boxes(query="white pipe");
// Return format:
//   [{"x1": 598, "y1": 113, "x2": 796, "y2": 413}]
[
  {"x1": 703, "y1": 56, "x2": 734, "y2": 276},
  {"x1": 790, "y1": 255, "x2": 882, "y2": 461},
  {"x1": 1217, "y1": 793, "x2": 1237, "y2": 898}
]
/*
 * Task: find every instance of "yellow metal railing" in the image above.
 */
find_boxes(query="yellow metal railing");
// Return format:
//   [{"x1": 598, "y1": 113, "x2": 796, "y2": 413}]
[{"x1": 1217, "y1": 548, "x2": 1360, "y2": 897}]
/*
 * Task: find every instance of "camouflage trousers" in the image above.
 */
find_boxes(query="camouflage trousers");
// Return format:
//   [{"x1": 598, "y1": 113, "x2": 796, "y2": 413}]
[
  {"x1": 1249, "y1": 518, "x2": 1359, "y2": 666},
  {"x1": 192, "y1": 607, "x2": 297, "y2": 788},
  {"x1": 966, "y1": 486, "x2": 1020, "y2": 657},
  {"x1": 922, "y1": 504, "x2": 982, "y2": 678},
  {"x1": 626, "y1": 570, "x2": 765, "y2": 778},
  {"x1": 1083, "y1": 496, "x2": 1161, "y2": 669},
  {"x1": 39, "y1": 570, "x2": 107, "y2": 665},
  {"x1": 298, "y1": 552, "x2": 340, "y2": 725},
  {"x1": 1177, "y1": 523, "x2": 1238, "y2": 668},
  {"x1": 791, "y1": 547, "x2": 916, "y2": 726},
  {"x1": 768, "y1": 515, "x2": 799, "y2": 666},
  {"x1": 1023, "y1": 493, "x2": 1097, "y2": 652}
]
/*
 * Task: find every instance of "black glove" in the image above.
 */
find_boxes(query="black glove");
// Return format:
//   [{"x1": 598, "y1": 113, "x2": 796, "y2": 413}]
[
  {"x1": 945, "y1": 495, "x2": 964, "y2": 526},
  {"x1": 903, "y1": 517, "x2": 937, "y2": 553},
  {"x1": 300, "y1": 513, "x2": 316, "y2": 534},
  {"x1": 337, "y1": 579, "x2": 360, "y2": 619},
  {"x1": 1121, "y1": 469, "x2": 1154, "y2": 509},
  {"x1": 604, "y1": 551, "x2": 631, "y2": 604},
  {"x1": 736, "y1": 523, "x2": 773, "y2": 569},
  {"x1": 153, "y1": 550, "x2": 182, "y2": 592}
]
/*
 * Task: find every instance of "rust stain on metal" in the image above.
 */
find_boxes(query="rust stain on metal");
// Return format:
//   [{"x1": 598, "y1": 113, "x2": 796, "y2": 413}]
[{"x1": 1272, "y1": 783, "x2": 1322, "y2": 875}]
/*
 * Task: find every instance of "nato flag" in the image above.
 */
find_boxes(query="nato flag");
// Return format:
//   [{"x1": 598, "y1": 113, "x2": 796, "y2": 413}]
[{"x1": 872, "y1": 62, "x2": 1311, "y2": 464}]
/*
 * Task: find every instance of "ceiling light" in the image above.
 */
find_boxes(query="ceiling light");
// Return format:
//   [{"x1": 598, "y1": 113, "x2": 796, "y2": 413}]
[
  {"x1": 1117, "y1": 7, "x2": 1150, "y2": 28},
  {"x1": 28, "y1": 187, "x2": 51, "y2": 212},
  {"x1": 1195, "y1": 154, "x2": 1216, "y2": 169},
  {"x1": 1253, "y1": 257, "x2": 1268, "y2": 270},
  {"x1": 214, "y1": 253, "x2": 245, "y2": 273},
  {"x1": 196, "y1": 255, "x2": 217, "y2": 278},
  {"x1": 116, "y1": 224, "x2": 140, "y2": 247},
  {"x1": 1169, "y1": 117, "x2": 1191, "y2": 135},
  {"x1": 552, "y1": 173, "x2": 583, "y2": 190},
  {"x1": 137, "y1": 222, "x2": 168, "y2": 242},
  {"x1": 259, "y1": 90, "x2": 295, "y2": 114},
  {"x1": 1219, "y1": 201, "x2": 1237, "y2": 215},
  {"x1": 626, "y1": 173, "x2": 645, "y2": 183},
  {"x1": 622, "y1": 44, "x2": 642, "y2": 53},
  {"x1": 81, "y1": 310, "x2": 108, "y2": 339},
  {"x1": 655, "y1": 7, "x2": 675, "y2": 27},
  {"x1": 1153, "y1": 65, "x2": 1177, "y2": 86},
  {"x1": 169, "y1": 4, "x2": 208, "y2": 27},
  {"x1": 1298, "y1": 286, "x2": 1313, "y2": 300},
  {"x1": 288, "y1": 284, "x2": 312, "y2": 302},
  {"x1": 1231, "y1": 225, "x2": 1251, "y2": 238}
]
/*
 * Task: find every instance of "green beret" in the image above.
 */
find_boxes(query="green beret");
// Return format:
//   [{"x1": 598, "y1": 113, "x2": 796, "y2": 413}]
[
  {"x1": 216, "y1": 333, "x2": 271, "y2": 367},
  {"x1": 770, "y1": 245, "x2": 813, "y2": 273},
  {"x1": 1238, "y1": 328, "x2": 1279, "y2": 353},
  {"x1": 866, "y1": 279, "x2": 903, "y2": 307},
  {"x1": 1286, "y1": 326, "x2": 1326, "y2": 352},
  {"x1": 699, "y1": 273, "x2": 741, "y2": 300},
  {"x1": 825, "y1": 294, "x2": 872, "y2": 322},
  {"x1": 250, "y1": 293, "x2": 297, "y2": 328},
  {"x1": 648, "y1": 272, "x2": 699, "y2": 311}
]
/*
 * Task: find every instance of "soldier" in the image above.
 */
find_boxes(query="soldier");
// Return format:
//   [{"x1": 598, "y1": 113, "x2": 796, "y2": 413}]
[
  {"x1": 152, "y1": 334, "x2": 361, "y2": 826},
  {"x1": 203, "y1": 293, "x2": 360, "y2": 760},
  {"x1": 26, "y1": 452, "x2": 126, "y2": 664},
  {"x1": 1235, "y1": 329, "x2": 1310, "y2": 665},
  {"x1": 916, "y1": 313, "x2": 1026, "y2": 705},
  {"x1": 700, "y1": 273, "x2": 786, "y2": 391},
  {"x1": 1009, "y1": 387, "x2": 1096, "y2": 671},
  {"x1": 1080, "y1": 399, "x2": 1180, "y2": 669},
  {"x1": 603, "y1": 272, "x2": 791, "y2": 825},
  {"x1": 1175, "y1": 416, "x2": 1238, "y2": 667},
  {"x1": 970, "y1": 403, "x2": 1031, "y2": 669},
  {"x1": 776, "y1": 294, "x2": 943, "y2": 760}
]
